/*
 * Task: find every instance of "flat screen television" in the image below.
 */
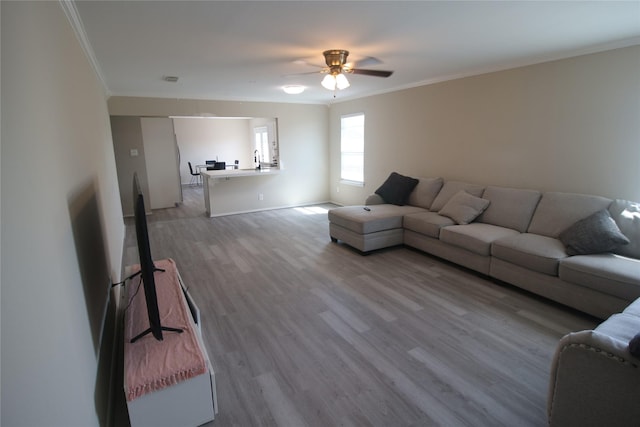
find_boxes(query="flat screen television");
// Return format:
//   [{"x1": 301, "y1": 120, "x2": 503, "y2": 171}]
[{"x1": 129, "y1": 173, "x2": 182, "y2": 343}]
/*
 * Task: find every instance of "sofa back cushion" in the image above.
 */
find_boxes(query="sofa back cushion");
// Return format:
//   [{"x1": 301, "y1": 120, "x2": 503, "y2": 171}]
[
  {"x1": 477, "y1": 186, "x2": 541, "y2": 232},
  {"x1": 374, "y1": 172, "x2": 419, "y2": 205},
  {"x1": 407, "y1": 177, "x2": 444, "y2": 209},
  {"x1": 430, "y1": 180, "x2": 485, "y2": 212},
  {"x1": 365, "y1": 193, "x2": 385, "y2": 205},
  {"x1": 609, "y1": 199, "x2": 640, "y2": 259},
  {"x1": 527, "y1": 192, "x2": 612, "y2": 238}
]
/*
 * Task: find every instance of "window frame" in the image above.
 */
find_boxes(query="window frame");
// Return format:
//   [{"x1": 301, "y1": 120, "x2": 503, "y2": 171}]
[
  {"x1": 254, "y1": 126, "x2": 269, "y2": 165},
  {"x1": 339, "y1": 112, "x2": 365, "y2": 187}
]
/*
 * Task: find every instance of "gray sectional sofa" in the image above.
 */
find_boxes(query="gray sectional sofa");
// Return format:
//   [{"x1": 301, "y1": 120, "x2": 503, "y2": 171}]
[
  {"x1": 328, "y1": 176, "x2": 640, "y2": 320},
  {"x1": 328, "y1": 174, "x2": 640, "y2": 425}
]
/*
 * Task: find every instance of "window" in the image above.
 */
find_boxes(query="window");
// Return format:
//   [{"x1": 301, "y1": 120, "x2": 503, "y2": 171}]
[
  {"x1": 254, "y1": 126, "x2": 269, "y2": 165},
  {"x1": 340, "y1": 113, "x2": 365, "y2": 185}
]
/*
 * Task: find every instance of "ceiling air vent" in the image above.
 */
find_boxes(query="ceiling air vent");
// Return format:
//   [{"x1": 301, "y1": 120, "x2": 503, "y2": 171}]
[{"x1": 163, "y1": 76, "x2": 179, "y2": 83}]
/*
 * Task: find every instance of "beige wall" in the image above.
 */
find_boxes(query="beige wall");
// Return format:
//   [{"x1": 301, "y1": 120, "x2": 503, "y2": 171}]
[
  {"x1": 109, "y1": 97, "x2": 330, "y2": 215},
  {"x1": 110, "y1": 116, "x2": 150, "y2": 216},
  {"x1": 2, "y1": 2, "x2": 125, "y2": 426},
  {"x1": 329, "y1": 45, "x2": 640, "y2": 206}
]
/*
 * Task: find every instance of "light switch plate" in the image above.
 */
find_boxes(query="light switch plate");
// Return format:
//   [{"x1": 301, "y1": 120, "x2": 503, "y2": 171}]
[{"x1": 130, "y1": 149, "x2": 139, "y2": 157}]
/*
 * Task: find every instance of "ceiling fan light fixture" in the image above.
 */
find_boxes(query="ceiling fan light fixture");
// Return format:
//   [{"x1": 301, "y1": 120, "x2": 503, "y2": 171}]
[
  {"x1": 335, "y1": 73, "x2": 350, "y2": 90},
  {"x1": 321, "y1": 73, "x2": 350, "y2": 91},
  {"x1": 321, "y1": 74, "x2": 336, "y2": 90},
  {"x1": 283, "y1": 85, "x2": 305, "y2": 94},
  {"x1": 315, "y1": 48, "x2": 389, "y2": 92}
]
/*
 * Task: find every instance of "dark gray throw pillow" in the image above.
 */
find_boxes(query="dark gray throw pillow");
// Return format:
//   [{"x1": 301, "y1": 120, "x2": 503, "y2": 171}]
[
  {"x1": 629, "y1": 332, "x2": 640, "y2": 358},
  {"x1": 559, "y1": 209, "x2": 630, "y2": 255},
  {"x1": 375, "y1": 172, "x2": 419, "y2": 206}
]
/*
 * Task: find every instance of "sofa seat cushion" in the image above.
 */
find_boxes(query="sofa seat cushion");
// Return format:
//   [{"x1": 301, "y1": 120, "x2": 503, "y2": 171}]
[
  {"x1": 559, "y1": 254, "x2": 640, "y2": 301},
  {"x1": 403, "y1": 211, "x2": 455, "y2": 238},
  {"x1": 623, "y1": 298, "x2": 640, "y2": 317},
  {"x1": 328, "y1": 204, "x2": 425, "y2": 234},
  {"x1": 594, "y1": 313, "x2": 640, "y2": 344},
  {"x1": 440, "y1": 223, "x2": 520, "y2": 256},
  {"x1": 491, "y1": 233, "x2": 568, "y2": 276}
]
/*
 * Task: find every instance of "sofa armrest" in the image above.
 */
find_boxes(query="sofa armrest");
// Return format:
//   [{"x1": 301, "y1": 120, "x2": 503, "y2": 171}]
[
  {"x1": 365, "y1": 194, "x2": 385, "y2": 205},
  {"x1": 548, "y1": 329, "x2": 640, "y2": 426}
]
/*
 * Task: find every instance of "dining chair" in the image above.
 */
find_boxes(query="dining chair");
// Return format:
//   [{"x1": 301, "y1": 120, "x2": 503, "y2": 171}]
[{"x1": 188, "y1": 161, "x2": 201, "y2": 185}]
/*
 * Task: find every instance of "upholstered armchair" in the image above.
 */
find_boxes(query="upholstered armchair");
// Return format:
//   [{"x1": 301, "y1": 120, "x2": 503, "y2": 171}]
[{"x1": 548, "y1": 299, "x2": 640, "y2": 426}]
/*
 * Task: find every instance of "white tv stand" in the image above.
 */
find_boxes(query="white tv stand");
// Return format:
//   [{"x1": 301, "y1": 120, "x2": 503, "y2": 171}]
[{"x1": 122, "y1": 259, "x2": 217, "y2": 427}]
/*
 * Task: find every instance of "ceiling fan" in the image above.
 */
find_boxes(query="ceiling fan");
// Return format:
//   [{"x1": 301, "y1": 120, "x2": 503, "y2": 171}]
[{"x1": 293, "y1": 49, "x2": 394, "y2": 91}]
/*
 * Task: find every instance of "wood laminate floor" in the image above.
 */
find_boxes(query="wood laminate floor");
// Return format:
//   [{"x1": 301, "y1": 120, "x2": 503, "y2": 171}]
[{"x1": 119, "y1": 185, "x2": 598, "y2": 427}]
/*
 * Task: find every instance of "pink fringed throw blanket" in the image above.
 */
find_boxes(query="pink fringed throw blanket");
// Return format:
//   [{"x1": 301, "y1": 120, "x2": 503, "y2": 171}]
[{"x1": 124, "y1": 258, "x2": 207, "y2": 402}]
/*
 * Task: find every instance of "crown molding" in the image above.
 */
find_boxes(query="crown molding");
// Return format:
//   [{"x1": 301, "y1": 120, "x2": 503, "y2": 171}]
[{"x1": 59, "y1": 0, "x2": 111, "y2": 97}]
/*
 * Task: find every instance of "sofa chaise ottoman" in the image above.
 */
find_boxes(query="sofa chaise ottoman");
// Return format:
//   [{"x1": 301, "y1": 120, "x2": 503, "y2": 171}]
[{"x1": 328, "y1": 204, "x2": 426, "y2": 252}]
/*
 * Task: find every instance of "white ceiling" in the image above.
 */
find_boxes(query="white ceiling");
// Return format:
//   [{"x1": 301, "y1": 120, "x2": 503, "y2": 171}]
[{"x1": 73, "y1": 1, "x2": 640, "y2": 105}]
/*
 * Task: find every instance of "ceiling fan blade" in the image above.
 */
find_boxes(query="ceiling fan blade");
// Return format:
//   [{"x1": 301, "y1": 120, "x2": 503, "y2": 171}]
[
  {"x1": 293, "y1": 58, "x2": 326, "y2": 68},
  {"x1": 351, "y1": 56, "x2": 383, "y2": 68},
  {"x1": 350, "y1": 69, "x2": 394, "y2": 78},
  {"x1": 284, "y1": 70, "x2": 324, "y2": 78}
]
